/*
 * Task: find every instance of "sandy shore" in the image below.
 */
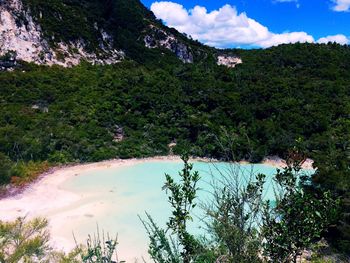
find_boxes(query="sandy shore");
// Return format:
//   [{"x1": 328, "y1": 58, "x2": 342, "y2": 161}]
[
  {"x1": 0, "y1": 155, "x2": 314, "y2": 200},
  {"x1": 261, "y1": 156, "x2": 314, "y2": 170},
  {"x1": 0, "y1": 155, "x2": 314, "y2": 261}
]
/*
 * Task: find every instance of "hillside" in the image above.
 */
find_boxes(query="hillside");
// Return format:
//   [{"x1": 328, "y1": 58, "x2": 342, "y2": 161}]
[
  {"x1": 0, "y1": 0, "x2": 241, "y2": 68},
  {"x1": 0, "y1": 0, "x2": 349, "y2": 256}
]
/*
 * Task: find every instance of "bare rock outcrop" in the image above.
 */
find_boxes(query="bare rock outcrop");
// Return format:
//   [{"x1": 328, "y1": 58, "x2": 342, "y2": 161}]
[
  {"x1": 144, "y1": 26, "x2": 193, "y2": 63},
  {"x1": 217, "y1": 55, "x2": 242, "y2": 68},
  {"x1": 0, "y1": 0, "x2": 124, "y2": 67}
]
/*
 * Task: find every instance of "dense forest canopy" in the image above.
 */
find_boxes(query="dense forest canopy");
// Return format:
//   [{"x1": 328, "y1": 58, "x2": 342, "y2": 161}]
[{"x1": 1, "y1": 43, "x2": 348, "y2": 162}]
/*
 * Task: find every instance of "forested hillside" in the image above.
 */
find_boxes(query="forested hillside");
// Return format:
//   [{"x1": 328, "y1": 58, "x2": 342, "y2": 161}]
[
  {"x1": 1, "y1": 43, "x2": 348, "y2": 163},
  {"x1": 1, "y1": 43, "x2": 349, "y2": 245}
]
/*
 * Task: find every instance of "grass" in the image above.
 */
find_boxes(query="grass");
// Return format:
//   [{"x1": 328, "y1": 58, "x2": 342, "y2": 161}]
[{"x1": 10, "y1": 161, "x2": 52, "y2": 186}]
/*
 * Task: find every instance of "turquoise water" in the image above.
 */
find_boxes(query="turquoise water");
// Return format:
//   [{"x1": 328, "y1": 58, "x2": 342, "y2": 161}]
[{"x1": 58, "y1": 161, "x2": 312, "y2": 261}]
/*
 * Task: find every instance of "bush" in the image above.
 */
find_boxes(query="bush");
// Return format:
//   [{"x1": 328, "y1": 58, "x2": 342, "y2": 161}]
[
  {"x1": 0, "y1": 217, "x2": 51, "y2": 263},
  {"x1": 262, "y1": 153, "x2": 340, "y2": 262},
  {"x1": 140, "y1": 155, "x2": 201, "y2": 263},
  {"x1": 203, "y1": 164, "x2": 265, "y2": 263},
  {"x1": 0, "y1": 153, "x2": 13, "y2": 185}
]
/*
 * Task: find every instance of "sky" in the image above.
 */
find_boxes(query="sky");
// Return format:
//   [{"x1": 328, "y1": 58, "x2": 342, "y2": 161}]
[{"x1": 140, "y1": 0, "x2": 350, "y2": 48}]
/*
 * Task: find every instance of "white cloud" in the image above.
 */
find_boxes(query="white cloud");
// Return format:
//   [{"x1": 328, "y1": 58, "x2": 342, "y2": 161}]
[
  {"x1": 151, "y1": 2, "x2": 314, "y2": 48},
  {"x1": 317, "y1": 34, "x2": 349, "y2": 44},
  {"x1": 150, "y1": 2, "x2": 349, "y2": 48},
  {"x1": 332, "y1": 0, "x2": 350, "y2": 11}
]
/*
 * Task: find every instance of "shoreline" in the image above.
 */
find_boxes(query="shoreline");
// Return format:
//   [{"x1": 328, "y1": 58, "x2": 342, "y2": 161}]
[
  {"x1": 0, "y1": 155, "x2": 314, "y2": 201},
  {"x1": 0, "y1": 155, "x2": 314, "y2": 261}
]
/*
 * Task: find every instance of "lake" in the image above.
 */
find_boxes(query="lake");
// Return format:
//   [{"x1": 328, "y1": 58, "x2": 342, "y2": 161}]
[{"x1": 0, "y1": 159, "x2": 313, "y2": 262}]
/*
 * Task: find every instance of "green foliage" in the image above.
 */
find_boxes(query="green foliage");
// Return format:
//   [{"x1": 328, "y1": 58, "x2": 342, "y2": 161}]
[
  {"x1": 0, "y1": 51, "x2": 16, "y2": 61},
  {"x1": 20, "y1": 0, "x2": 172, "y2": 62},
  {"x1": 204, "y1": 168, "x2": 265, "y2": 263},
  {"x1": 0, "y1": 217, "x2": 121, "y2": 263},
  {"x1": 164, "y1": 155, "x2": 201, "y2": 262},
  {"x1": 141, "y1": 155, "x2": 201, "y2": 263},
  {"x1": 10, "y1": 161, "x2": 51, "y2": 186},
  {"x1": 0, "y1": 43, "x2": 349, "y2": 252},
  {"x1": 77, "y1": 231, "x2": 119, "y2": 263},
  {"x1": 262, "y1": 156, "x2": 340, "y2": 262},
  {"x1": 0, "y1": 153, "x2": 14, "y2": 185},
  {"x1": 311, "y1": 118, "x2": 350, "y2": 252},
  {"x1": 0, "y1": 217, "x2": 51, "y2": 263},
  {"x1": 141, "y1": 212, "x2": 181, "y2": 263}
]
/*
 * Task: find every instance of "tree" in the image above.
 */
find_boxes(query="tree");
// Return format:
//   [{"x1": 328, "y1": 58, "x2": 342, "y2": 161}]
[
  {"x1": 262, "y1": 152, "x2": 340, "y2": 262},
  {"x1": 204, "y1": 163, "x2": 265, "y2": 263},
  {"x1": 141, "y1": 155, "x2": 201, "y2": 263},
  {"x1": 75, "y1": 230, "x2": 119, "y2": 263},
  {"x1": 0, "y1": 217, "x2": 51, "y2": 263}
]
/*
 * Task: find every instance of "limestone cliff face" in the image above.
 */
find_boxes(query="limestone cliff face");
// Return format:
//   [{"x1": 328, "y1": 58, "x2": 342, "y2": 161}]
[
  {"x1": 0, "y1": 0, "x2": 124, "y2": 67},
  {"x1": 0, "y1": 0, "x2": 241, "y2": 68},
  {"x1": 0, "y1": 0, "x2": 50, "y2": 64},
  {"x1": 217, "y1": 55, "x2": 243, "y2": 68},
  {"x1": 144, "y1": 26, "x2": 194, "y2": 63}
]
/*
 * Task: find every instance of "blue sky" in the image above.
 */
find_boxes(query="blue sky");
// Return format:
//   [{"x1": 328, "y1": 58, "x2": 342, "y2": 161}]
[{"x1": 140, "y1": 0, "x2": 350, "y2": 48}]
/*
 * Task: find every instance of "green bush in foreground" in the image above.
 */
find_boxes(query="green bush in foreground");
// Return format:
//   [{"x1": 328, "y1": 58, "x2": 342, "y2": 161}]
[
  {"x1": 140, "y1": 154, "x2": 202, "y2": 263},
  {"x1": 0, "y1": 217, "x2": 51, "y2": 263},
  {"x1": 0, "y1": 217, "x2": 122, "y2": 263},
  {"x1": 262, "y1": 153, "x2": 340, "y2": 263}
]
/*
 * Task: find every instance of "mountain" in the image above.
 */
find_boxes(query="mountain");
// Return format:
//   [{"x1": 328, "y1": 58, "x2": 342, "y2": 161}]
[
  {"x1": 0, "y1": 0, "x2": 241, "y2": 68},
  {"x1": 0, "y1": 0, "x2": 349, "y2": 255}
]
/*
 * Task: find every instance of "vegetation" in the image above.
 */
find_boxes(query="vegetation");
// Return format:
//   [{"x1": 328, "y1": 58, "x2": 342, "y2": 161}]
[
  {"x1": 0, "y1": 153, "x2": 14, "y2": 185},
  {"x1": 0, "y1": 0, "x2": 347, "y2": 258},
  {"x1": 76, "y1": 232, "x2": 119, "y2": 263},
  {"x1": 140, "y1": 156, "x2": 340, "y2": 262},
  {"x1": 0, "y1": 217, "x2": 122, "y2": 263},
  {"x1": 1, "y1": 44, "x2": 349, "y2": 162},
  {"x1": 203, "y1": 169, "x2": 265, "y2": 263},
  {"x1": 0, "y1": 42, "x2": 349, "y2": 253},
  {"x1": 0, "y1": 217, "x2": 51, "y2": 262},
  {"x1": 20, "y1": 0, "x2": 209, "y2": 63},
  {"x1": 140, "y1": 155, "x2": 201, "y2": 263},
  {"x1": 21, "y1": 0, "x2": 152, "y2": 54},
  {"x1": 262, "y1": 153, "x2": 340, "y2": 262},
  {"x1": 0, "y1": 157, "x2": 343, "y2": 262}
]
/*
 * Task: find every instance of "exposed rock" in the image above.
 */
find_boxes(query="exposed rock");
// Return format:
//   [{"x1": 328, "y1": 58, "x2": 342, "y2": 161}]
[
  {"x1": 113, "y1": 125, "x2": 124, "y2": 142},
  {"x1": 0, "y1": 0, "x2": 51, "y2": 64},
  {"x1": 168, "y1": 142, "x2": 176, "y2": 148},
  {"x1": 31, "y1": 103, "x2": 49, "y2": 113},
  {"x1": 173, "y1": 42, "x2": 193, "y2": 63},
  {"x1": 217, "y1": 55, "x2": 242, "y2": 68},
  {"x1": 0, "y1": 0, "x2": 124, "y2": 67},
  {"x1": 0, "y1": 50, "x2": 16, "y2": 71},
  {"x1": 144, "y1": 26, "x2": 193, "y2": 63},
  {"x1": 168, "y1": 141, "x2": 177, "y2": 155}
]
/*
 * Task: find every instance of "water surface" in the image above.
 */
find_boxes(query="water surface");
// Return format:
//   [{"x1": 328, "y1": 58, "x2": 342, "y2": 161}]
[{"x1": 54, "y1": 160, "x2": 311, "y2": 261}]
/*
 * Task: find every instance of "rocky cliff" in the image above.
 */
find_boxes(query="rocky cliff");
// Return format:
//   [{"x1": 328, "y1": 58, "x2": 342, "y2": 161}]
[
  {"x1": 0, "y1": 0, "x2": 241, "y2": 68},
  {"x1": 0, "y1": 0, "x2": 124, "y2": 66}
]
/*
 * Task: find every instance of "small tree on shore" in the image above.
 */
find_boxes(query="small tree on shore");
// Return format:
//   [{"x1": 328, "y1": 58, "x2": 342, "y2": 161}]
[{"x1": 262, "y1": 151, "x2": 340, "y2": 263}]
